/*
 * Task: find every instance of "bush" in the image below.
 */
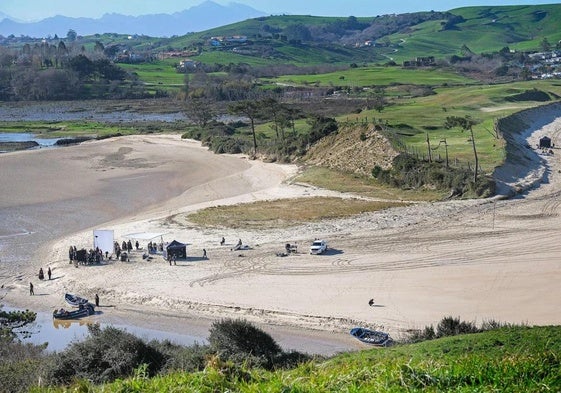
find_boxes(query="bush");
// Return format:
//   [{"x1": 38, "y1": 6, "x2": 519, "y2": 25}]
[
  {"x1": 149, "y1": 340, "x2": 210, "y2": 373},
  {"x1": 0, "y1": 336, "x2": 46, "y2": 393},
  {"x1": 373, "y1": 153, "x2": 495, "y2": 197},
  {"x1": 208, "y1": 319, "x2": 282, "y2": 369},
  {"x1": 436, "y1": 316, "x2": 479, "y2": 337},
  {"x1": 42, "y1": 325, "x2": 166, "y2": 385},
  {"x1": 208, "y1": 136, "x2": 247, "y2": 154}
]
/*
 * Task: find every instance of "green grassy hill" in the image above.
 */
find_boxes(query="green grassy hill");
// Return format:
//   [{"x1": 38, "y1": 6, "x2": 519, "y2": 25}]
[
  {"x1": 136, "y1": 4, "x2": 561, "y2": 66},
  {"x1": 387, "y1": 4, "x2": 561, "y2": 62},
  {"x1": 47, "y1": 325, "x2": 561, "y2": 392}
]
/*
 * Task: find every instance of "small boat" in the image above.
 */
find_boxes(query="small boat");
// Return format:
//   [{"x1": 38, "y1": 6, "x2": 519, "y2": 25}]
[
  {"x1": 64, "y1": 293, "x2": 89, "y2": 307},
  {"x1": 350, "y1": 327, "x2": 392, "y2": 347},
  {"x1": 53, "y1": 304, "x2": 95, "y2": 320}
]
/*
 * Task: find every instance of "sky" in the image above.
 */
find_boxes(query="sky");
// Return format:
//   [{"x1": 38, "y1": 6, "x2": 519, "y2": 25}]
[{"x1": 1, "y1": 0, "x2": 560, "y2": 21}]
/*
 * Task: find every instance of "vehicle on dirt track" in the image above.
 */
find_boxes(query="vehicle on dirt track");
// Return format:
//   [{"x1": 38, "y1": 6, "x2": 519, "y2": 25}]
[{"x1": 310, "y1": 239, "x2": 328, "y2": 254}]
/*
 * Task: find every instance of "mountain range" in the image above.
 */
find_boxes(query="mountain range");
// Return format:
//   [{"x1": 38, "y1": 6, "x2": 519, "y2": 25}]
[{"x1": 0, "y1": 1, "x2": 267, "y2": 38}]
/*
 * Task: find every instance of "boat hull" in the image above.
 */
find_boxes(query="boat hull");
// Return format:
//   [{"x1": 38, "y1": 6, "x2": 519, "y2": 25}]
[
  {"x1": 350, "y1": 327, "x2": 392, "y2": 347},
  {"x1": 65, "y1": 293, "x2": 89, "y2": 307},
  {"x1": 53, "y1": 304, "x2": 95, "y2": 320}
]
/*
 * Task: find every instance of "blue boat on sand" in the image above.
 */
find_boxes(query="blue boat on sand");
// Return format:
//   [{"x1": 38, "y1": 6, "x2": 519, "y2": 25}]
[
  {"x1": 64, "y1": 293, "x2": 89, "y2": 307},
  {"x1": 350, "y1": 327, "x2": 392, "y2": 347}
]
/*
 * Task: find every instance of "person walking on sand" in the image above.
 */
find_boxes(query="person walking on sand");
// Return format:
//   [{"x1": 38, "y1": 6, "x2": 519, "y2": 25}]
[
  {"x1": 29, "y1": 282, "x2": 34, "y2": 295},
  {"x1": 203, "y1": 249, "x2": 207, "y2": 259},
  {"x1": 47, "y1": 267, "x2": 52, "y2": 280},
  {"x1": 95, "y1": 293, "x2": 99, "y2": 307}
]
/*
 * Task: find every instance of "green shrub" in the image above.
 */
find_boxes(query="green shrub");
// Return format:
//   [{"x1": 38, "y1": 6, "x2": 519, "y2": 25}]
[
  {"x1": 0, "y1": 336, "x2": 46, "y2": 393},
  {"x1": 436, "y1": 316, "x2": 480, "y2": 337},
  {"x1": 149, "y1": 340, "x2": 210, "y2": 373},
  {"x1": 42, "y1": 325, "x2": 166, "y2": 385},
  {"x1": 208, "y1": 136, "x2": 247, "y2": 154},
  {"x1": 373, "y1": 153, "x2": 495, "y2": 197},
  {"x1": 208, "y1": 318, "x2": 282, "y2": 369}
]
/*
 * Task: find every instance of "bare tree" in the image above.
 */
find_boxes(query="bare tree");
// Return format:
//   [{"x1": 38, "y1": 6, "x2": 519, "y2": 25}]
[{"x1": 444, "y1": 115, "x2": 480, "y2": 182}]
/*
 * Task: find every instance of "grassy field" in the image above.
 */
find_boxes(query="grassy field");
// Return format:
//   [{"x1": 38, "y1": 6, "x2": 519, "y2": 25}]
[
  {"x1": 42, "y1": 325, "x2": 561, "y2": 392},
  {"x1": 119, "y1": 60, "x2": 186, "y2": 93},
  {"x1": 184, "y1": 196, "x2": 409, "y2": 229},
  {"x1": 267, "y1": 66, "x2": 476, "y2": 88},
  {"x1": 294, "y1": 167, "x2": 444, "y2": 201}
]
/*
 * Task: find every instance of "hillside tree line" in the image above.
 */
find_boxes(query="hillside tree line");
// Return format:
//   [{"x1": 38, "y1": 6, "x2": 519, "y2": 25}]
[{"x1": 0, "y1": 38, "x2": 147, "y2": 101}]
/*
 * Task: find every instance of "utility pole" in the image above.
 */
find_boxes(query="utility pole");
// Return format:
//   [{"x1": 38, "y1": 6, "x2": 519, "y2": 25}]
[
  {"x1": 426, "y1": 133, "x2": 432, "y2": 162},
  {"x1": 441, "y1": 138, "x2": 449, "y2": 169}
]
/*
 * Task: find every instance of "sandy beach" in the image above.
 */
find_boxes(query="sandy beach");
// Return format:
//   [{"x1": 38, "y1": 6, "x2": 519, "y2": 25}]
[{"x1": 1, "y1": 107, "x2": 560, "y2": 353}]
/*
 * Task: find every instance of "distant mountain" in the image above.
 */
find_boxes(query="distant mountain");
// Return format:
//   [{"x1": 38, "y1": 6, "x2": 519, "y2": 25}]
[{"x1": 0, "y1": 1, "x2": 267, "y2": 38}]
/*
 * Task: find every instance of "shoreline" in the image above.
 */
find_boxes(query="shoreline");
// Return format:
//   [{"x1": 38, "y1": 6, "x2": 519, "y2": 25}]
[{"x1": 1, "y1": 105, "x2": 561, "y2": 353}]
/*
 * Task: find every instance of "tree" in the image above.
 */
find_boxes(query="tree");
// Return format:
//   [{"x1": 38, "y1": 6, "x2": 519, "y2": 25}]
[
  {"x1": 94, "y1": 41, "x2": 105, "y2": 53},
  {"x1": 540, "y1": 37, "x2": 551, "y2": 52},
  {"x1": 367, "y1": 87, "x2": 387, "y2": 112},
  {"x1": 228, "y1": 100, "x2": 261, "y2": 156},
  {"x1": 444, "y1": 115, "x2": 479, "y2": 182},
  {"x1": 283, "y1": 24, "x2": 311, "y2": 42},
  {"x1": 66, "y1": 29, "x2": 77, "y2": 42},
  {"x1": 185, "y1": 97, "x2": 215, "y2": 128}
]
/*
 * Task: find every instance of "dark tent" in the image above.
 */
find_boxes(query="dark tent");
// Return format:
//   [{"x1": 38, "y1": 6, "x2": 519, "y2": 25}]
[
  {"x1": 539, "y1": 136, "x2": 552, "y2": 148},
  {"x1": 166, "y1": 240, "x2": 187, "y2": 259}
]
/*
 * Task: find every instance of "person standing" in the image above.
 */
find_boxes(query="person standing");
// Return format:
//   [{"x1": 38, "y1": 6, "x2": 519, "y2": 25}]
[
  {"x1": 29, "y1": 282, "x2": 34, "y2": 296},
  {"x1": 47, "y1": 267, "x2": 52, "y2": 280},
  {"x1": 203, "y1": 249, "x2": 207, "y2": 259},
  {"x1": 95, "y1": 293, "x2": 99, "y2": 307}
]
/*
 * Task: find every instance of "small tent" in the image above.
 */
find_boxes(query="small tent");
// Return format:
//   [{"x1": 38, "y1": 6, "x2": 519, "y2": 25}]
[
  {"x1": 539, "y1": 136, "x2": 552, "y2": 148},
  {"x1": 166, "y1": 240, "x2": 187, "y2": 259}
]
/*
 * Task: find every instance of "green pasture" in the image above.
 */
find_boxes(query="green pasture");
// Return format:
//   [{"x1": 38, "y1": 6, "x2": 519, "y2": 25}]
[
  {"x1": 266, "y1": 66, "x2": 476, "y2": 88},
  {"x1": 119, "y1": 60, "x2": 185, "y2": 91},
  {"x1": 338, "y1": 80, "x2": 561, "y2": 172},
  {"x1": 194, "y1": 50, "x2": 275, "y2": 67},
  {"x1": 0, "y1": 120, "x2": 185, "y2": 139},
  {"x1": 386, "y1": 4, "x2": 561, "y2": 61}
]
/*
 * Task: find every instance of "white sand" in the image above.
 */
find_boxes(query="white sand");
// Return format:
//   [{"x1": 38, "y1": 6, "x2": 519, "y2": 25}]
[{"x1": 1, "y1": 108, "x2": 561, "y2": 349}]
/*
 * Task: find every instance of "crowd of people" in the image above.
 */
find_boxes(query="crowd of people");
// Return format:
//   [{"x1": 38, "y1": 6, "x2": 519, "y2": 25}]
[{"x1": 68, "y1": 245, "x2": 106, "y2": 265}]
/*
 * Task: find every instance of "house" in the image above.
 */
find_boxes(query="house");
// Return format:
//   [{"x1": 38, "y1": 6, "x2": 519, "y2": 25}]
[{"x1": 178, "y1": 59, "x2": 201, "y2": 71}]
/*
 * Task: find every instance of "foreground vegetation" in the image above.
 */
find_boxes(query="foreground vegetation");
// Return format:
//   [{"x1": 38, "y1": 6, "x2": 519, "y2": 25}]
[
  {"x1": 15, "y1": 322, "x2": 558, "y2": 392},
  {"x1": 3, "y1": 309, "x2": 559, "y2": 392}
]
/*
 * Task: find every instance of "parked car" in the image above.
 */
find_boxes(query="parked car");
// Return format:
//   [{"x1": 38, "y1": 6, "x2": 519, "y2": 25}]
[{"x1": 310, "y1": 239, "x2": 328, "y2": 254}]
